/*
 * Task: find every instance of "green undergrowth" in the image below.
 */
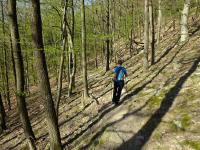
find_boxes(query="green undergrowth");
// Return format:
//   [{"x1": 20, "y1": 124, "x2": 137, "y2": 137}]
[
  {"x1": 148, "y1": 91, "x2": 167, "y2": 108},
  {"x1": 171, "y1": 113, "x2": 191, "y2": 132},
  {"x1": 182, "y1": 140, "x2": 200, "y2": 150}
]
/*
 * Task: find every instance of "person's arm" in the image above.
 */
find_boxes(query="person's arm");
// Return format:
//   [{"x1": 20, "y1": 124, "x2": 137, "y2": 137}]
[
  {"x1": 113, "y1": 67, "x2": 117, "y2": 81},
  {"x1": 123, "y1": 68, "x2": 128, "y2": 80}
]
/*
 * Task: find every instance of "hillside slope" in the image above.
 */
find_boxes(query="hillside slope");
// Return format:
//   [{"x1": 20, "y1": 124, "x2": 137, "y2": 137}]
[{"x1": 0, "y1": 18, "x2": 200, "y2": 150}]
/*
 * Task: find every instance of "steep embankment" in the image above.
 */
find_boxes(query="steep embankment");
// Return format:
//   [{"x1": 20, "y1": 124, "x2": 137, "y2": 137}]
[
  {"x1": 74, "y1": 22, "x2": 200, "y2": 149},
  {"x1": 0, "y1": 18, "x2": 200, "y2": 150}
]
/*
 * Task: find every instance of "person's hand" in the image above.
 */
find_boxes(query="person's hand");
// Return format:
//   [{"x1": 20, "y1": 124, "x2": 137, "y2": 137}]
[
  {"x1": 112, "y1": 78, "x2": 116, "y2": 82},
  {"x1": 125, "y1": 77, "x2": 130, "y2": 83}
]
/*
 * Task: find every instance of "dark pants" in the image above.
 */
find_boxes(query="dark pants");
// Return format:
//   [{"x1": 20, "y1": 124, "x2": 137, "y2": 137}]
[{"x1": 112, "y1": 80, "x2": 124, "y2": 104}]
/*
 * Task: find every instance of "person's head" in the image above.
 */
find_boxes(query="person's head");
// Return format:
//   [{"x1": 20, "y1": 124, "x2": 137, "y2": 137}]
[{"x1": 117, "y1": 59, "x2": 123, "y2": 65}]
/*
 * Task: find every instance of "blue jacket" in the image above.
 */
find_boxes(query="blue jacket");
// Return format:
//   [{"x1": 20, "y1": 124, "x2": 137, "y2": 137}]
[{"x1": 114, "y1": 66, "x2": 127, "y2": 81}]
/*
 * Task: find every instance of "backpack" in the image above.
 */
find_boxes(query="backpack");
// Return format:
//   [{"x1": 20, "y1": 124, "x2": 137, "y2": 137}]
[{"x1": 116, "y1": 67, "x2": 125, "y2": 81}]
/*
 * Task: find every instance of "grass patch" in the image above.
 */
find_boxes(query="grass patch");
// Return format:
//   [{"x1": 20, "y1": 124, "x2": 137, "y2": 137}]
[
  {"x1": 149, "y1": 92, "x2": 165, "y2": 108},
  {"x1": 171, "y1": 113, "x2": 191, "y2": 132},
  {"x1": 33, "y1": 129, "x2": 39, "y2": 136},
  {"x1": 181, "y1": 113, "x2": 191, "y2": 130},
  {"x1": 93, "y1": 137, "x2": 106, "y2": 147},
  {"x1": 183, "y1": 140, "x2": 200, "y2": 150},
  {"x1": 153, "y1": 132, "x2": 162, "y2": 141}
]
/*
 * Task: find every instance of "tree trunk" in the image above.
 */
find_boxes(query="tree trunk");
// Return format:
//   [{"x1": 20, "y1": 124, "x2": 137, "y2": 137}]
[
  {"x1": 56, "y1": 0, "x2": 68, "y2": 116},
  {"x1": 157, "y1": 0, "x2": 162, "y2": 46},
  {"x1": 149, "y1": 0, "x2": 155, "y2": 65},
  {"x1": 105, "y1": 0, "x2": 110, "y2": 71},
  {"x1": 195, "y1": 0, "x2": 200, "y2": 17},
  {"x1": 143, "y1": 0, "x2": 149, "y2": 70},
  {"x1": 7, "y1": 0, "x2": 36, "y2": 149},
  {"x1": 172, "y1": 0, "x2": 177, "y2": 30},
  {"x1": 1, "y1": 1, "x2": 11, "y2": 110},
  {"x1": 68, "y1": 0, "x2": 76, "y2": 97},
  {"x1": 180, "y1": 0, "x2": 191, "y2": 43},
  {"x1": 30, "y1": 0, "x2": 62, "y2": 149},
  {"x1": 0, "y1": 93, "x2": 6, "y2": 134},
  {"x1": 10, "y1": 35, "x2": 17, "y2": 88},
  {"x1": 81, "y1": 0, "x2": 89, "y2": 101},
  {"x1": 91, "y1": 0, "x2": 98, "y2": 69}
]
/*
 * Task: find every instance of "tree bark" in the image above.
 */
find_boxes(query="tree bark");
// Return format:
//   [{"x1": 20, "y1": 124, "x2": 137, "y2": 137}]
[
  {"x1": 195, "y1": 0, "x2": 200, "y2": 17},
  {"x1": 157, "y1": 0, "x2": 162, "y2": 46},
  {"x1": 81, "y1": 0, "x2": 89, "y2": 100},
  {"x1": 144, "y1": 0, "x2": 149, "y2": 70},
  {"x1": 1, "y1": 1, "x2": 11, "y2": 110},
  {"x1": 149, "y1": 0, "x2": 155, "y2": 65},
  {"x1": 10, "y1": 35, "x2": 17, "y2": 89},
  {"x1": 180, "y1": 0, "x2": 191, "y2": 43},
  {"x1": 7, "y1": 0, "x2": 36, "y2": 149},
  {"x1": 68, "y1": 0, "x2": 76, "y2": 97},
  {"x1": 0, "y1": 93, "x2": 6, "y2": 134},
  {"x1": 56, "y1": 0, "x2": 68, "y2": 115},
  {"x1": 105, "y1": 0, "x2": 110, "y2": 71},
  {"x1": 30, "y1": 0, "x2": 62, "y2": 149}
]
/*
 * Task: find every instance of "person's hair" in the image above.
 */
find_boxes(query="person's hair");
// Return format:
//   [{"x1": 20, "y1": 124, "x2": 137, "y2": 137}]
[{"x1": 117, "y1": 59, "x2": 123, "y2": 65}]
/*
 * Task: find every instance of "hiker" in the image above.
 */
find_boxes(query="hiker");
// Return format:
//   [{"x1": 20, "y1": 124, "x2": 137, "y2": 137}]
[{"x1": 112, "y1": 59, "x2": 128, "y2": 105}]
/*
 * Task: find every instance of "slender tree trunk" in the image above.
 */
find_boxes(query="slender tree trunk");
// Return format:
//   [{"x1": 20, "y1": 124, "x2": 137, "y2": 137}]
[
  {"x1": 30, "y1": 0, "x2": 62, "y2": 149},
  {"x1": 56, "y1": 0, "x2": 68, "y2": 115},
  {"x1": 91, "y1": 0, "x2": 98, "y2": 69},
  {"x1": 0, "y1": 93, "x2": 6, "y2": 134},
  {"x1": 195, "y1": 0, "x2": 200, "y2": 17},
  {"x1": 172, "y1": 0, "x2": 177, "y2": 30},
  {"x1": 180, "y1": 0, "x2": 191, "y2": 43},
  {"x1": 68, "y1": 0, "x2": 76, "y2": 97},
  {"x1": 157, "y1": 0, "x2": 162, "y2": 46},
  {"x1": 94, "y1": 40, "x2": 98, "y2": 68},
  {"x1": 10, "y1": 35, "x2": 17, "y2": 89},
  {"x1": 81, "y1": 0, "x2": 89, "y2": 101},
  {"x1": 130, "y1": 1, "x2": 134, "y2": 56},
  {"x1": 144, "y1": 0, "x2": 149, "y2": 70},
  {"x1": 23, "y1": 2, "x2": 30, "y2": 95},
  {"x1": 25, "y1": 52, "x2": 30, "y2": 94},
  {"x1": 149, "y1": 0, "x2": 155, "y2": 65},
  {"x1": 105, "y1": 0, "x2": 110, "y2": 71},
  {"x1": 1, "y1": 1, "x2": 11, "y2": 110},
  {"x1": 7, "y1": 0, "x2": 36, "y2": 149}
]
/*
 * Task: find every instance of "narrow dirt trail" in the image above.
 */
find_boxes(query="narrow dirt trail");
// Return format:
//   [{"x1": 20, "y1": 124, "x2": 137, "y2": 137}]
[{"x1": 74, "y1": 28, "x2": 200, "y2": 150}]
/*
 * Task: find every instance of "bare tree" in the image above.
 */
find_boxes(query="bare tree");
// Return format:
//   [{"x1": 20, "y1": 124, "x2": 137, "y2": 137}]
[
  {"x1": 56, "y1": 0, "x2": 68, "y2": 115},
  {"x1": 81, "y1": 0, "x2": 89, "y2": 101},
  {"x1": 1, "y1": 1, "x2": 11, "y2": 110},
  {"x1": 31, "y1": 0, "x2": 62, "y2": 149},
  {"x1": 180, "y1": 0, "x2": 191, "y2": 43},
  {"x1": 68, "y1": 0, "x2": 76, "y2": 97},
  {"x1": 144, "y1": 0, "x2": 149, "y2": 70},
  {"x1": 149, "y1": 0, "x2": 155, "y2": 65},
  {"x1": 0, "y1": 93, "x2": 6, "y2": 134},
  {"x1": 105, "y1": 0, "x2": 110, "y2": 72},
  {"x1": 157, "y1": 0, "x2": 162, "y2": 46},
  {"x1": 7, "y1": 0, "x2": 36, "y2": 149}
]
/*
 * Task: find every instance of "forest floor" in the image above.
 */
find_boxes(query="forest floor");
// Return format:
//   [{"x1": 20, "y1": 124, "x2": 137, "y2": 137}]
[{"x1": 1, "y1": 18, "x2": 200, "y2": 150}]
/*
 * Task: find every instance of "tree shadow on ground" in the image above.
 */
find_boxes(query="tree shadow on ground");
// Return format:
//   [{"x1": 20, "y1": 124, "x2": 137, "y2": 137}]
[
  {"x1": 122, "y1": 43, "x2": 183, "y2": 102},
  {"x1": 76, "y1": 40, "x2": 185, "y2": 150},
  {"x1": 116, "y1": 57, "x2": 200, "y2": 150},
  {"x1": 190, "y1": 23, "x2": 200, "y2": 35},
  {"x1": 155, "y1": 37, "x2": 180, "y2": 64}
]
